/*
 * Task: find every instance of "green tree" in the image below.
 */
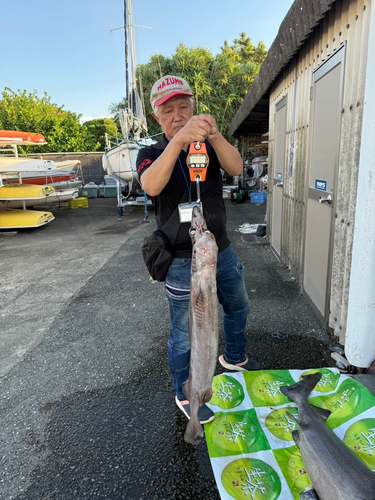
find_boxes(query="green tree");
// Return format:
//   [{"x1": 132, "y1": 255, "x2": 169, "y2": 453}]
[
  {"x1": 112, "y1": 32, "x2": 267, "y2": 139},
  {"x1": 0, "y1": 88, "x2": 95, "y2": 153},
  {"x1": 108, "y1": 96, "x2": 128, "y2": 117},
  {"x1": 82, "y1": 119, "x2": 119, "y2": 151},
  {"x1": 222, "y1": 32, "x2": 267, "y2": 66}
]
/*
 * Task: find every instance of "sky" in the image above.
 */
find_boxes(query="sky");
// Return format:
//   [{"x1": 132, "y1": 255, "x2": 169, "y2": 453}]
[{"x1": 1, "y1": 0, "x2": 294, "y2": 122}]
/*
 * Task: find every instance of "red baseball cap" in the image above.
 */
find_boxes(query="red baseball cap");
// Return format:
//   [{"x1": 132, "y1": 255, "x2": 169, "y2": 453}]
[{"x1": 150, "y1": 75, "x2": 193, "y2": 111}]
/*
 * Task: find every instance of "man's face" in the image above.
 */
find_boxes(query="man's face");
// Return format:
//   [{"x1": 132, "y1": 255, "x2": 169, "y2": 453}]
[{"x1": 152, "y1": 95, "x2": 195, "y2": 140}]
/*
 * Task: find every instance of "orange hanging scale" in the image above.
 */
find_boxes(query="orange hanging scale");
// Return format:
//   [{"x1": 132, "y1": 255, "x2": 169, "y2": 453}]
[{"x1": 186, "y1": 141, "x2": 209, "y2": 203}]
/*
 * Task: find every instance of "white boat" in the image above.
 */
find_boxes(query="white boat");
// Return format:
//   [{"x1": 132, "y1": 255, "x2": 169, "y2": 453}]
[
  {"x1": 48, "y1": 177, "x2": 82, "y2": 190},
  {"x1": 2, "y1": 169, "x2": 81, "y2": 188},
  {"x1": 102, "y1": 137, "x2": 154, "y2": 194},
  {"x1": 0, "y1": 156, "x2": 56, "y2": 175},
  {"x1": 0, "y1": 132, "x2": 54, "y2": 174},
  {"x1": 0, "y1": 139, "x2": 81, "y2": 187},
  {"x1": 102, "y1": 0, "x2": 155, "y2": 200}
]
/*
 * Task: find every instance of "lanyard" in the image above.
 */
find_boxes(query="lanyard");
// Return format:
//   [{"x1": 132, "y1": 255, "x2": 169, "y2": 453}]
[
  {"x1": 178, "y1": 156, "x2": 192, "y2": 203},
  {"x1": 164, "y1": 135, "x2": 193, "y2": 203}
]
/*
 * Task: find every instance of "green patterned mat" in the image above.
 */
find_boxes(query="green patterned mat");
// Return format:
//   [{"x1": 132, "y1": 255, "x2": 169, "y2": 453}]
[{"x1": 205, "y1": 368, "x2": 375, "y2": 500}]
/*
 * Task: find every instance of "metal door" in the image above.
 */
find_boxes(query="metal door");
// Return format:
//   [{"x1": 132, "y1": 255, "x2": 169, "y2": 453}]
[
  {"x1": 302, "y1": 45, "x2": 345, "y2": 323},
  {"x1": 271, "y1": 96, "x2": 287, "y2": 258}
]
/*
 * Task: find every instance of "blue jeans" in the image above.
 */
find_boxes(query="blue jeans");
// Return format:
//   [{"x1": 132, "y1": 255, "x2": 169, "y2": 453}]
[{"x1": 165, "y1": 245, "x2": 251, "y2": 400}]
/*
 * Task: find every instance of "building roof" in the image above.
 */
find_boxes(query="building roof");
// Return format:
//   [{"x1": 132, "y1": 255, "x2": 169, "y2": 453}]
[{"x1": 228, "y1": 0, "x2": 337, "y2": 137}]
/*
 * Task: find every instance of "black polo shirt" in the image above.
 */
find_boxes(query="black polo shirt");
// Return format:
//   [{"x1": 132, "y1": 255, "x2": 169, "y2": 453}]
[{"x1": 136, "y1": 135, "x2": 230, "y2": 258}]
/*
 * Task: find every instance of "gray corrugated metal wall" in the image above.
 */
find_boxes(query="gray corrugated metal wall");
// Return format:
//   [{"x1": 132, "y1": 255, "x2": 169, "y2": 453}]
[{"x1": 267, "y1": 0, "x2": 371, "y2": 343}]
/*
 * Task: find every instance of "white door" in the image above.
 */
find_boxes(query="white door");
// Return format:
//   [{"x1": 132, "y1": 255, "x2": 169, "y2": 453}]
[
  {"x1": 302, "y1": 45, "x2": 345, "y2": 323},
  {"x1": 271, "y1": 96, "x2": 287, "y2": 258}
]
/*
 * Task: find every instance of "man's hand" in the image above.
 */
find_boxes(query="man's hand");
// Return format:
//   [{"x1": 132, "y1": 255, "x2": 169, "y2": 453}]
[
  {"x1": 174, "y1": 115, "x2": 215, "y2": 147},
  {"x1": 174, "y1": 114, "x2": 242, "y2": 176},
  {"x1": 199, "y1": 115, "x2": 218, "y2": 142},
  {"x1": 198, "y1": 115, "x2": 243, "y2": 177}
]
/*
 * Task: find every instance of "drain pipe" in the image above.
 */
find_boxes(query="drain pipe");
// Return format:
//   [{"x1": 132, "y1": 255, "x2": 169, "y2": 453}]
[{"x1": 345, "y1": 2, "x2": 375, "y2": 368}]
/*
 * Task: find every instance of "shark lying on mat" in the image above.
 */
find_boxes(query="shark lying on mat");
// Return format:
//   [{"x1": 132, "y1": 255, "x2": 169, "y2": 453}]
[{"x1": 281, "y1": 372, "x2": 375, "y2": 500}]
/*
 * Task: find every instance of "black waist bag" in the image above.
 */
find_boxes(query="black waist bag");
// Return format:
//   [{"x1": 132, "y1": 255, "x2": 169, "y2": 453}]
[
  {"x1": 142, "y1": 191, "x2": 187, "y2": 281},
  {"x1": 142, "y1": 229, "x2": 174, "y2": 282}
]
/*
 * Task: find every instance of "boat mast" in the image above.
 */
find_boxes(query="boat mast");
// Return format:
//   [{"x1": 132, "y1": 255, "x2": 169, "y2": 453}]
[
  {"x1": 124, "y1": 0, "x2": 130, "y2": 114},
  {"x1": 128, "y1": 1, "x2": 137, "y2": 93}
]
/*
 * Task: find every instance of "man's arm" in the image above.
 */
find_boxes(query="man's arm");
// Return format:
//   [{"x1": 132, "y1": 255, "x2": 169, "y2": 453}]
[
  {"x1": 203, "y1": 117, "x2": 243, "y2": 176},
  {"x1": 140, "y1": 137, "x2": 184, "y2": 197},
  {"x1": 208, "y1": 132, "x2": 243, "y2": 176}
]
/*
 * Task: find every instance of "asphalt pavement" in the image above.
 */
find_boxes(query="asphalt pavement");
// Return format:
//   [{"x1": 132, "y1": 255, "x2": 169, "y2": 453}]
[{"x1": 0, "y1": 196, "x2": 340, "y2": 500}]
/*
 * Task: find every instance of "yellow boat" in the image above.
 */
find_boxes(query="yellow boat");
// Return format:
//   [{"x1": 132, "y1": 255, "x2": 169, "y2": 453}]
[
  {"x1": 0, "y1": 184, "x2": 55, "y2": 200},
  {"x1": 0, "y1": 209, "x2": 55, "y2": 229}
]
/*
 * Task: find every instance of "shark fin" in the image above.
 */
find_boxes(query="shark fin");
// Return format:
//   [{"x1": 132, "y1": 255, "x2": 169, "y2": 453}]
[{"x1": 310, "y1": 404, "x2": 331, "y2": 421}]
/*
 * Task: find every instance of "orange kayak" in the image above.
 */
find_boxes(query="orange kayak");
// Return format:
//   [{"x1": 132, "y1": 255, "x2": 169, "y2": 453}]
[{"x1": 0, "y1": 130, "x2": 47, "y2": 146}]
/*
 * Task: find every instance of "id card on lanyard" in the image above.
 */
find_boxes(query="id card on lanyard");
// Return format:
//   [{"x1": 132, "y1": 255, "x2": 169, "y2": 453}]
[{"x1": 177, "y1": 156, "x2": 202, "y2": 223}]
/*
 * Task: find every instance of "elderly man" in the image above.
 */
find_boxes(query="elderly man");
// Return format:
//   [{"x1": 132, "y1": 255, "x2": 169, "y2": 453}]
[{"x1": 137, "y1": 75, "x2": 260, "y2": 424}]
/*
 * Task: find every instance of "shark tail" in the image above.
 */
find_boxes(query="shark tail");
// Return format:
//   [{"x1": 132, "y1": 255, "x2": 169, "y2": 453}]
[{"x1": 280, "y1": 372, "x2": 322, "y2": 404}]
